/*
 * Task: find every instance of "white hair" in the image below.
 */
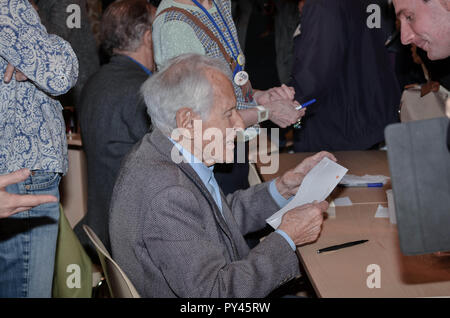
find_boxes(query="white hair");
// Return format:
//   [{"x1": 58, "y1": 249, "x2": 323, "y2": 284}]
[{"x1": 141, "y1": 54, "x2": 232, "y2": 136}]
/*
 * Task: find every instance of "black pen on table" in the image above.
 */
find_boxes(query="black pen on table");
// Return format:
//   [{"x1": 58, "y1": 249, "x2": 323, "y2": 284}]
[{"x1": 317, "y1": 240, "x2": 369, "y2": 254}]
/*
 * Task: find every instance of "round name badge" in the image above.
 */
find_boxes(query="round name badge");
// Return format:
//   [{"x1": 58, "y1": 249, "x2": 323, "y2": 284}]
[
  {"x1": 237, "y1": 54, "x2": 246, "y2": 66},
  {"x1": 234, "y1": 71, "x2": 249, "y2": 87}
]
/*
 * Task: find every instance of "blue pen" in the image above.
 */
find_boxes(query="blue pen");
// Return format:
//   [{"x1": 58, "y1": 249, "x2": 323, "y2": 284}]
[
  {"x1": 340, "y1": 183, "x2": 384, "y2": 188},
  {"x1": 293, "y1": 99, "x2": 316, "y2": 128},
  {"x1": 295, "y1": 98, "x2": 317, "y2": 110}
]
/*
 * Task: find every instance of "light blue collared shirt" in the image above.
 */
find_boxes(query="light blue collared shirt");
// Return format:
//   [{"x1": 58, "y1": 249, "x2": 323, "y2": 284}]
[
  {"x1": 270, "y1": 183, "x2": 296, "y2": 251},
  {"x1": 170, "y1": 139, "x2": 223, "y2": 215},
  {"x1": 169, "y1": 138, "x2": 296, "y2": 251}
]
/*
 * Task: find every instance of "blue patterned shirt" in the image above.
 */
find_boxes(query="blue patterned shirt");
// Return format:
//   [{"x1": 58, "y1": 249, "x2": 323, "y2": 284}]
[{"x1": 0, "y1": 0, "x2": 78, "y2": 174}]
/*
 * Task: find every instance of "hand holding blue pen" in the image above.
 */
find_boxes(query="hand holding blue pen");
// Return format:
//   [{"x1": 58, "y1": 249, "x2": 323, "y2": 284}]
[{"x1": 293, "y1": 98, "x2": 316, "y2": 128}]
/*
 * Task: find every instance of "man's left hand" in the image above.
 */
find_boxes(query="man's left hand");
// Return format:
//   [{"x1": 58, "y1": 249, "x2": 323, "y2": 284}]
[{"x1": 275, "y1": 151, "x2": 337, "y2": 199}]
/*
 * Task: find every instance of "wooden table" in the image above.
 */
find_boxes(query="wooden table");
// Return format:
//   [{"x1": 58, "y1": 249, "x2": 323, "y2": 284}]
[{"x1": 257, "y1": 151, "x2": 450, "y2": 297}]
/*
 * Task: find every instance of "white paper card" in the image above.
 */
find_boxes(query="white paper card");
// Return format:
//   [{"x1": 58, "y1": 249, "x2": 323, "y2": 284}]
[
  {"x1": 266, "y1": 157, "x2": 348, "y2": 229},
  {"x1": 326, "y1": 201, "x2": 336, "y2": 219},
  {"x1": 374, "y1": 205, "x2": 389, "y2": 218},
  {"x1": 334, "y1": 196, "x2": 353, "y2": 206}
]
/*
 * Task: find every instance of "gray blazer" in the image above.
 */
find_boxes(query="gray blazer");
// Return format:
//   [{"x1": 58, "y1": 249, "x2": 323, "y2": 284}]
[{"x1": 109, "y1": 128, "x2": 300, "y2": 297}]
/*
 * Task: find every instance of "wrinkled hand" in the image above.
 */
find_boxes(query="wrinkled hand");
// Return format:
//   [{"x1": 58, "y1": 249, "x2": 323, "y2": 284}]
[
  {"x1": 276, "y1": 151, "x2": 337, "y2": 199},
  {"x1": 0, "y1": 169, "x2": 57, "y2": 219},
  {"x1": 264, "y1": 99, "x2": 305, "y2": 128},
  {"x1": 254, "y1": 84, "x2": 296, "y2": 105},
  {"x1": 4, "y1": 64, "x2": 28, "y2": 84},
  {"x1": 278, "y1": 201, "x2": 328, "y2": 247},
  {"x1": 254, "y1": 84, "x2": 305, "y2": 127}
]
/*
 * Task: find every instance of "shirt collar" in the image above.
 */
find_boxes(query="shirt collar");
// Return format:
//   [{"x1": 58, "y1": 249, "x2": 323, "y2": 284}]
[
  {"x1": 124, "y1": 56, "x2": 153, "y2": 76},
  {"x1": 169, "y1": 138, "x2": 214, "y2": 186}
]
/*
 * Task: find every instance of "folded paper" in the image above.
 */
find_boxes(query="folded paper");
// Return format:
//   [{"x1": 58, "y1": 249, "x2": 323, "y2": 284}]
[{"x1": 266, "y1": 157, "x2": 348, "y2": 229}]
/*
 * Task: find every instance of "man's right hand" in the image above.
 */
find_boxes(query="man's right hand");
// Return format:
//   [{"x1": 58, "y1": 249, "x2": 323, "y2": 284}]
[{"x1": 278, "y1": 201, "x2": 329, "y2": 247}]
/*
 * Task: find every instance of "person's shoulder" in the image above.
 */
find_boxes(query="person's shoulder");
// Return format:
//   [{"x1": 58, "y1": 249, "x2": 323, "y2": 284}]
[
  {"x1": 111, "y1": 139, "x2": 193, "y2": 209},
  {"x1": 118, "y1": 134, "x2": 174, "y2": 179},
  {"x1": 154, "y1": 0, "x2": 177, "y2": 21},
  {"x1": 154, "y1": 0, "x2": 194, "y2": 30},
  {"x1": 86, "y1": 58, "x2": 148, "y2": 88}
]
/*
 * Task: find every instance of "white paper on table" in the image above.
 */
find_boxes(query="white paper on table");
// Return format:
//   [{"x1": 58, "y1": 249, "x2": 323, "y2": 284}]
[
  {"x1": 334, "y1": 196, "x2": 353, "y2": 206},
  {"x1": 374, "y1": 205, "x2": 389, "y2": 218},
  {"x1": 340, "y1": 174, "x2": 390, "y2": 186},
  {"x1": 325, "y1": 197, "x2": 352, "y2": 219},
  {"x1": 266, "y1": 157, "x2": 348, "y2": 229}
]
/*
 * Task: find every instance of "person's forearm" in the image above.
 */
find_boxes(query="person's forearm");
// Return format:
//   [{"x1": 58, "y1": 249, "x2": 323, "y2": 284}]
[
  {"x1": 238, "y1": 108, "x2": 258, "y2": 128},
  {"x1": 252, "y1": 89, "x2": 264, "y2": 104}
]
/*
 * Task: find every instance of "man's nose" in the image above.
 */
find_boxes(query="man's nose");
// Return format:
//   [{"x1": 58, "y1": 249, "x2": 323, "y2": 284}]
[{"x1": 400, "y1": 22, "x2": 415, "y2": 45}]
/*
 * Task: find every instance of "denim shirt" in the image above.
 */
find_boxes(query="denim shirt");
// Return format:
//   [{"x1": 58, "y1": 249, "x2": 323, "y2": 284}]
[{"x1": 0, "y1": 0, "x2": 79, "y2": 174}]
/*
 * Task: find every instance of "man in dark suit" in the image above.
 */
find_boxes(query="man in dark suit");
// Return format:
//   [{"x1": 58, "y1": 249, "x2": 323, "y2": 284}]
[
  {"x1": 109, "y1": 53, "x2": 334, "y2": 297},
  {"x1": 291, "y1": 0, "x2": 401, "y2": 152},
  {"x1": 74, "y1": 0, "x2": 156, "y2": 257}
]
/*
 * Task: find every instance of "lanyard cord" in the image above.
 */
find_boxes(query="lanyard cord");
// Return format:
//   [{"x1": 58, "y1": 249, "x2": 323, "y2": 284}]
[
  {"x1": 211, "y1": 0, "x2": 240, "y2": 58},
  {"x1": 190, "y1": 0, "x2": 241, "y2": 67}
]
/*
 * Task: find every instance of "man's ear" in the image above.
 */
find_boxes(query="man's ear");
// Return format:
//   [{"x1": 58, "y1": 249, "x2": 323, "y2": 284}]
[
  {"x1": 143, "y1": 29, "x2": 153, "y2": 50},
  {"x1": 176, "y1": 107, "x2": 199, "y2": 132}
]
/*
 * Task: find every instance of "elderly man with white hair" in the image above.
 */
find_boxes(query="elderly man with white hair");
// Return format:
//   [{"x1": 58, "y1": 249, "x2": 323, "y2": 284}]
[{"x1": 109, "y1": 53, "x2": 335, "y2": 297}]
